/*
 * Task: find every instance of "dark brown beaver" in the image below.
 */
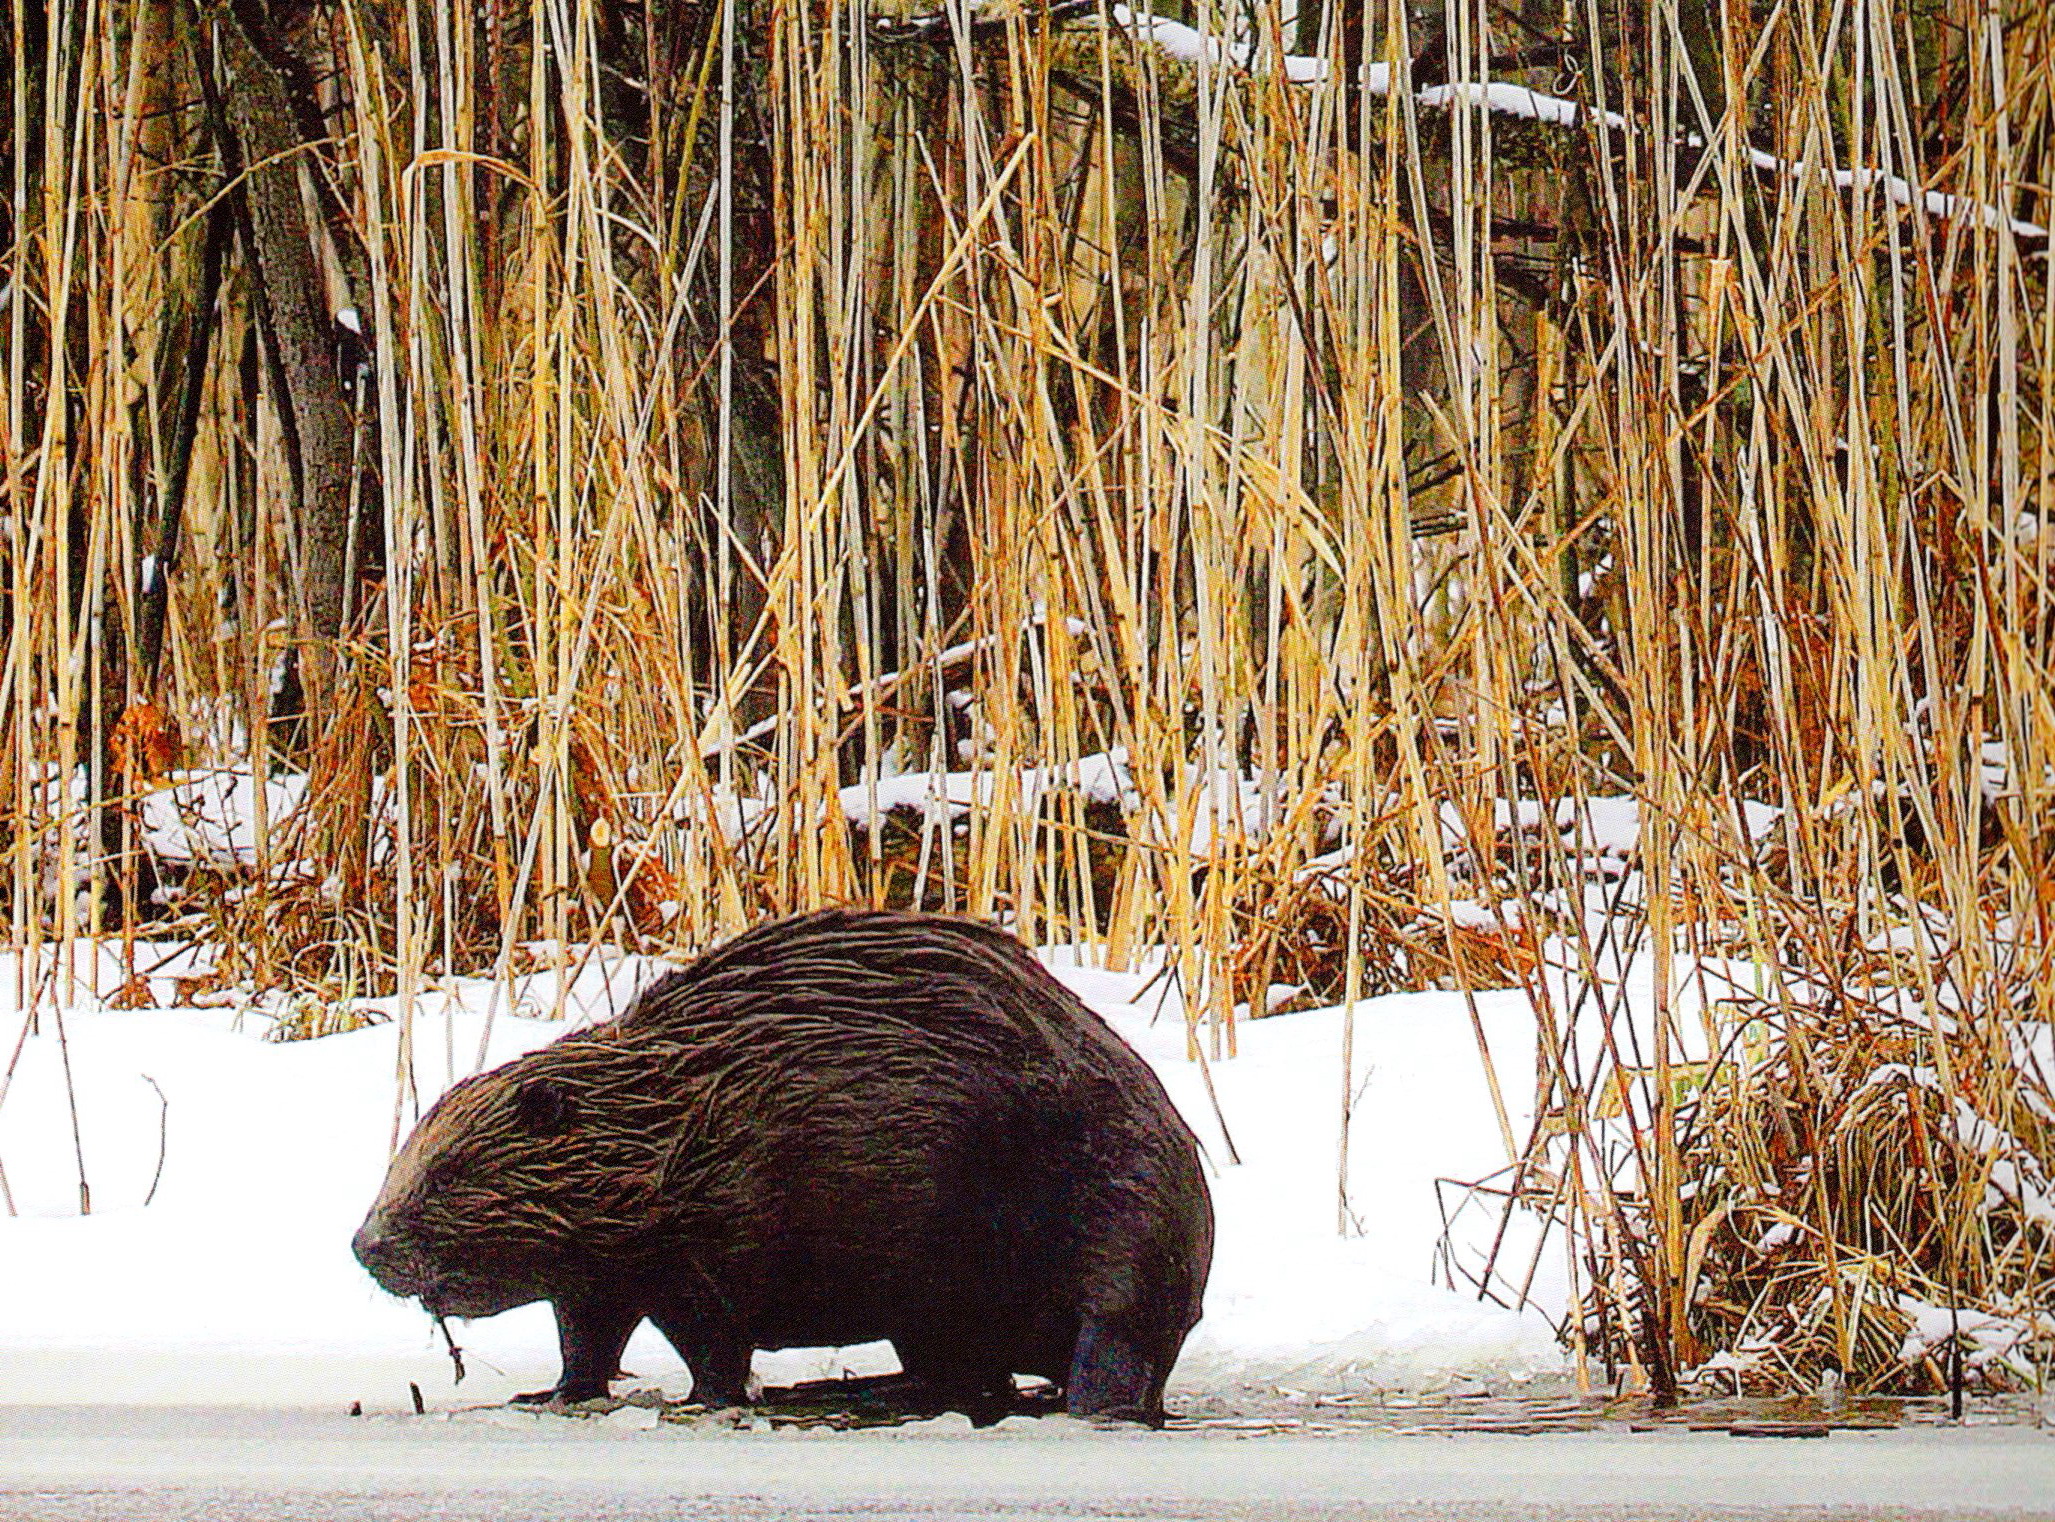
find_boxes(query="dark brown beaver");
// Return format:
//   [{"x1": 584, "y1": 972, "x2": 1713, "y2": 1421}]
[{"x1": 352, "y1": 907, "x2": 1213, "y2": 1424}]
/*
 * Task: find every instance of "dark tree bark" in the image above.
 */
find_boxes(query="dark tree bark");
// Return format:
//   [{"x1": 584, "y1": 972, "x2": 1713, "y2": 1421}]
[
  {"x1": 139, "y1": 193, "x2": 235, "y2": 691},
  {"x1": 209, "y1": 0, "x2": 359, "y2": 715}
]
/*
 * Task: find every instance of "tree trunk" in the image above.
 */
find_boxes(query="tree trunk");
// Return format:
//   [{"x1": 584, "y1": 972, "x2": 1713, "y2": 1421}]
[{"x1": 212, "y1": 0, "x2": 357, "y2": 716}]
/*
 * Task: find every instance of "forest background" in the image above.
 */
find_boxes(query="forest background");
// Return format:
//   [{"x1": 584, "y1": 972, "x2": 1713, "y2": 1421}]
[{"x1": 2, "y1": 0, "x2": 2050, "y2": 1405}]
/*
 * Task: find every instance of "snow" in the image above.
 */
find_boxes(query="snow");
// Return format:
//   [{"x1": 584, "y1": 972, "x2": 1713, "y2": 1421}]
[
  {"x1": 1062, "y1": 955, "x2": 1561, "y2": 1396},
  {"x1": 1104, "y1": 5, "x2": 1329, "y2": 85},
  {"x1": 836, "y1": 750, "x2": 1318, "y2": 855},
  {"x1": 0, "y1": 935, "x2": 1561, "y2": 1410},
  {"x1": 1896, "y1": 1295, "x2": 2055, "y2": 1380},
  {"x1": 1431, "y1": 793, "x2": 1712, "y2": 860},
  {"x1": 138, "y1": 767, "x2": 311, "y2": 866},
  {"x1": 1744, "y1": 148, "x2": 2048, "y2": 239},
  {"x1": 1072, "y1": 5, "x2": 2046, "y2": 241},
  {"x1": 838, "y1": 749, "x2": 1135, "y2": 825},
  {"x1": 23, "y1": 764, "x2": 2035, "y2": 1417},
  {"x1": 1416, "y1": 80, "x2": 1626, "y2": 134}
]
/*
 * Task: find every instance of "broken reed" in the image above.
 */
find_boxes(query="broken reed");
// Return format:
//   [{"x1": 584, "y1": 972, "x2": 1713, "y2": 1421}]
[{"x1": 2, "y1": 0, "x2": 2049, "y2": 1392}]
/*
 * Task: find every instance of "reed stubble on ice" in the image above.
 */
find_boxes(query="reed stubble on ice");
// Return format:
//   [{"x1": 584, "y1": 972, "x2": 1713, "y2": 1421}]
[{"x1": 354, "y1": 908, "x2": 1213, "y2": 1425}]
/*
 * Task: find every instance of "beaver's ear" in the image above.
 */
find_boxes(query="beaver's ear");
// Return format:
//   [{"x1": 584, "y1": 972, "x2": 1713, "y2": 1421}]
[{"x1": 513, "y1": 1076, "x2": 578, "y2": 1135}]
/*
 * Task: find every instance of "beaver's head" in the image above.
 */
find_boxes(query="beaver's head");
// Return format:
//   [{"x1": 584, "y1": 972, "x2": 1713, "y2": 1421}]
[{"x1": 353, "y1": 1034, "x2": 673, "y2": 1318}]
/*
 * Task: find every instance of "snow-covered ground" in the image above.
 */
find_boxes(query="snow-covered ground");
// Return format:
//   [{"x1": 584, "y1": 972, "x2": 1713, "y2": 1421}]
[{"x1": 0, "y1": 935, "x2": 1562, "y2": 1411}]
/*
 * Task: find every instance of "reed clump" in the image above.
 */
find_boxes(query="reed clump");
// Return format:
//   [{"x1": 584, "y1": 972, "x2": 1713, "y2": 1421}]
[{"x1": 1583, "y1": 986, "x2": 2055, "y2": 1395}]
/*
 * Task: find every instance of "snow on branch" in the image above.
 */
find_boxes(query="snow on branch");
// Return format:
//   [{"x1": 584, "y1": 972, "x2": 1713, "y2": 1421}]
[
  {"x1": 875, "y1": 2, "x2": 2047, "y2": 244},
  {"x1": 1739, "y1": 149, "x2": 2044, "y2": 238},
  {"x1": 1090, "y1": 3, "x2": 1340, "y2": 85}
]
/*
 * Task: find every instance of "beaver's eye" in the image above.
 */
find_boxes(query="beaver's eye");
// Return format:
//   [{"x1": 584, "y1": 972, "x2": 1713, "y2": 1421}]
[{"x1": 513, "y1": 1076, "x2": 577, "y2": 1136}]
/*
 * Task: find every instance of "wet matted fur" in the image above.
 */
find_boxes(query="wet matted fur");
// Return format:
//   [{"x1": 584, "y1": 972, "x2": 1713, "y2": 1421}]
[{"x1": 354, "y1": 908, "x2": 1213, "y2": 1424}]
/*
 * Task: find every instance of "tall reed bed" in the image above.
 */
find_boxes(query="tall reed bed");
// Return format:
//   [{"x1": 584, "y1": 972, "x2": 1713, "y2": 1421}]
[{"x1": 1, "y1": 0, "x2": 2048, "y2": 1395}]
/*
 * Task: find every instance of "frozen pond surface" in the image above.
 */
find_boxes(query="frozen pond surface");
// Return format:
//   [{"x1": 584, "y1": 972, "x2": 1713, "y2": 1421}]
[{"x1": 2, "y1": 1403, "x2": 2051, "y2": 1522}]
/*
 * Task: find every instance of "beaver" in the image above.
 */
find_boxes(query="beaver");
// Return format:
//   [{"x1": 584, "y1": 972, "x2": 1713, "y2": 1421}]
[{"x1": 352, "y1": 907, "x2": 1213, "y2": 1424}]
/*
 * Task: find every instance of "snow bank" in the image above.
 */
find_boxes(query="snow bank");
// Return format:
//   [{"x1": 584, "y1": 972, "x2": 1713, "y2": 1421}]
[
  {"x1": 0, "y1": 941, "x2": 1562, "y2": 1409},
  {"x1": 1055, "y1": 956, "x2": 1563, "y2": 1398}
]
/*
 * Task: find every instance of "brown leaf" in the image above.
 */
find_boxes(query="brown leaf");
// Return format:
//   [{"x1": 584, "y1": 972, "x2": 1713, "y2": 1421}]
[
  {"x1": 110, "y1": 702, "x2": 182, "y2": 783},
  {"x1": 108, "y1": 975, "x2": 156, "y2": 1010}
]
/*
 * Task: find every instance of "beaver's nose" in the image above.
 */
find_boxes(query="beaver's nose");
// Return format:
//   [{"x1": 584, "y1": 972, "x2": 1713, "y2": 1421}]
[{"x1": 352, "y1": 1218, "x2": 389, "y2": 1269}]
